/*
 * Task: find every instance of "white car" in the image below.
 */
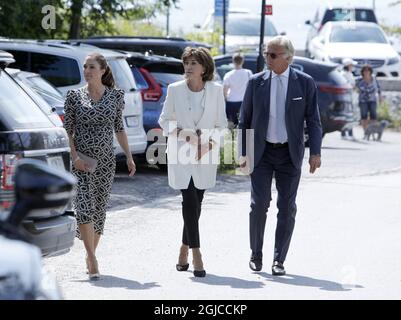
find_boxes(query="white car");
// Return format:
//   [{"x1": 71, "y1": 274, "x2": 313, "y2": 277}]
[
  {"x1": 0, "y1": 39, "x2": 147, "y2": 157},
  {"x1": 202, "y1": 8, "x2": 281, "y2": 53},
  {"x1": 308, "y1": 21, "x2": 401, "y2": 77}
]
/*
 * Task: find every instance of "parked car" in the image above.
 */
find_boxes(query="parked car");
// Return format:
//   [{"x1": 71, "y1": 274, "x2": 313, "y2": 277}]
[
  {"x1": 74, "y1": 36, "x2": 212, "y2": 59},
  {"x1": 202, "y1": 8, "x2": 281, "y2": 53},
  {"x1": 121, "y1": 51, "x2": 184, "y2": 169},
  {"x1": 0, "y1": 50, "x2": 76, "y2": 257},
  {"x1": 214, "y1": 53, "x2": 356, "y2": 136},
  {"x1": 0, "y1": 40, "x2": 147, "y2": 158},
  {"x1": 6, "y1": 68, "x2": 64, "y2": 127},
  {"x1": 305, "y1": 5, "x2": 378, "y2": 57},
  {"x1": 7, "y1": 68, "x2": 65, "y2": 122},
  {"x1": 125, "y1": 51, "x2": 184, "y2": 133},
  {"x1": 308, "y1": 21, "x2": 401, "y2": 77}
]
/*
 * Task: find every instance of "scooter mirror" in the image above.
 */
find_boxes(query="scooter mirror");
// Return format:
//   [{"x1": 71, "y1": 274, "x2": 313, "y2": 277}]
[{"x1": 6, "y1": 158, "x2": 76, "y2": 227}]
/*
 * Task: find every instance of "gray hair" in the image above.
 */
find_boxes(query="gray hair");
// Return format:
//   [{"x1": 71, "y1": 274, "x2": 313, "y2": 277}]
[{"x1": 266, "y1": 36, "x2": 295, "y2": 64}]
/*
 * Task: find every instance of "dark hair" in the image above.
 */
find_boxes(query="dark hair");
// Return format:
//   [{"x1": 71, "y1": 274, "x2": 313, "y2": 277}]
[
  {"x1": 232, "y1": 53, "x2": 244, "y2": 65},
  {"x1": 361, "y1": 64, "x2": 373, "y2": 76},
  {"x1": 181, "y1": 47, "x2": 215, "y2": 82},
  {"x1": 87, "y1": 53, "x2": 115, "y2": 87}
]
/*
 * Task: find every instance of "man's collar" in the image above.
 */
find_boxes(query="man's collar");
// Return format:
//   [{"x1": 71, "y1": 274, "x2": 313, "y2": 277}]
[{"x1": 263, "y1": 66, "x2": 290, "y2": 80}]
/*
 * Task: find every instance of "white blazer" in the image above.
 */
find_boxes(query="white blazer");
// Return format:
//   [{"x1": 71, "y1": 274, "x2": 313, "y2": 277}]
[{"x1": 158, "y1": 80, "x2": 228, "y2": 190}]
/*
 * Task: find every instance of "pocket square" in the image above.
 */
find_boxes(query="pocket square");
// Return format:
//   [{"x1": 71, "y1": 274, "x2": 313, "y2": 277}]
[{"x1": 292, "y1": 97, "x2": 303, "y2": 101}]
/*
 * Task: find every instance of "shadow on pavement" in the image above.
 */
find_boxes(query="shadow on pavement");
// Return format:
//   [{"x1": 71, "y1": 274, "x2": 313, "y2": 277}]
[
  {"x1": 190, "y1": 273, "x2": 265, "y2": 289},
  {"x1": 73, "y1": 275, "x2": 160, "y2": 290},
  {"x1": 259, "y1": 272, "x2": 364, "y2": 292}
]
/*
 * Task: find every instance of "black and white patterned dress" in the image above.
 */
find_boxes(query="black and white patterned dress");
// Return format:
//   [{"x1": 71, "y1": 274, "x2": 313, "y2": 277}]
[{"x1": 64, "y1": 86, "x2": 125, "y2": 238}]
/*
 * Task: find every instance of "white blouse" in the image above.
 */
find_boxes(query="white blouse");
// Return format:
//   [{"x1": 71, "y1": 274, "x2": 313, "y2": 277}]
[{"x1": 186, "y1": 84, "x2": 206, "y2": 125}]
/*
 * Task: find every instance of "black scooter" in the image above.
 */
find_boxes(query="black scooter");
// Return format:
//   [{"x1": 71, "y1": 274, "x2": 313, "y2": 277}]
[{"x1": 0, "y1": 159, "x2": 76, "y2": 299}]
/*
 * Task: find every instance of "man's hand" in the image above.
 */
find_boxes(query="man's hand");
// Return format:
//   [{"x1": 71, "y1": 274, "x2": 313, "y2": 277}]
[
  {"x1": 238, "y1": 155, "x2": 251, "y2": 175},
  {"x1": 309, "y1": 154, "x2": 321, "y2": 174}
]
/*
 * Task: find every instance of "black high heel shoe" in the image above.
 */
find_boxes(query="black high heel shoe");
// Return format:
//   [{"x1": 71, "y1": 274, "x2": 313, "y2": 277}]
[
  {"x1": 176, "y1": 263, "x2": 189, "y2": 271},
  {"x1": 193, "y1": 269, "x2": 206, "y2": 277},
  {"x1": 192, "y1": 248, "x2": 206, "y2": 277}
]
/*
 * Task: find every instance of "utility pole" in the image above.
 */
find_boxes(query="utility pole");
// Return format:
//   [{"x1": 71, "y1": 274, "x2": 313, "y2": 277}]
[
  {"x1": 166, "y1": 3, "x2": 170, "y2": 37},
  {"x1": 257, "y1": 0, "x2": 266, "y2": 72},
  {"x1": 223, "y1": 0, "x2": 226, "y2": 54}
]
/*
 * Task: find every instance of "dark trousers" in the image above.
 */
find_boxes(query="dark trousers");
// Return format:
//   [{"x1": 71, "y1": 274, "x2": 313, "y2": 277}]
[
  {"x1": 249, "y1": 142, "x2": 301, "y2": 263},
  {"x1": 225, "y1": 101, "x2": 242, "y2": 126},
  {"x1": 180, "y1": 178, "x2": 205, "y2": 248}
]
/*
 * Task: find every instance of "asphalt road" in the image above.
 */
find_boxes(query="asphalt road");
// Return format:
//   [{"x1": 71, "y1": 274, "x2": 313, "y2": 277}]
[{"x1": 44, "y1": 126, "x2": 401, "y2": 300}]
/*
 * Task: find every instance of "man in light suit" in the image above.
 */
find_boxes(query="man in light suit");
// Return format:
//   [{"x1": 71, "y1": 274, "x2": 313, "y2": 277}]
[{"x1": 238, "y1": 36, "x2": 322, "y2": 275}]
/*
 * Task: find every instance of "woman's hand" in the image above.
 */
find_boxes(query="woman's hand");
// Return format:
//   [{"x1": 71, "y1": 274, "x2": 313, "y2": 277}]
[
  {"x1": 127, "y1": 158, "x2": 136, "y2": 176},
  {"x1": 178, "y1": 129, "x2": 199, "y2": 146},
  {"x1": 73, "y1": 158, "x2": 89, "y2": 172},
  {"x1": 196, "y1": 142, "x2": 211, "y2": 161}
]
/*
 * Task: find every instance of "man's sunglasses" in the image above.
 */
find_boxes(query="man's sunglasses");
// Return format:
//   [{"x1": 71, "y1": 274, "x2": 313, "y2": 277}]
[{"x1": 264, "y1": 52, "x2": 286, "y2": 59}]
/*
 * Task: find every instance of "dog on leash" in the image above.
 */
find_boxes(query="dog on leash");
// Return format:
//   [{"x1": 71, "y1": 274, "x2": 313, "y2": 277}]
[{"x1": 363, "y1": 120, "x2": 390, "y2": 141}]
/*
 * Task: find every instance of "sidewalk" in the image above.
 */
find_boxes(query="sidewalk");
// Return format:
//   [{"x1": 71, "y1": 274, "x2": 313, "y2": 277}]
[{"x1": 44, "y1": 169, "x2": 401, "y2": 300}]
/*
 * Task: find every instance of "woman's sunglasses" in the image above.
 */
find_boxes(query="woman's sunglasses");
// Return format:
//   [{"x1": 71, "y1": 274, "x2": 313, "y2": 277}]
[{"x1": 264, "y1": 52, "x2": 286, "y2": 59}]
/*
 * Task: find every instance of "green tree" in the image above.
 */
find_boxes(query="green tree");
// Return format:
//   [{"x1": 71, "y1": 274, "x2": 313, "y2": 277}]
[
  {"x1": 66, "y1": 0, "x2": 177, "y2": 38},
  {"x1": 0, "y1": 0, "x2": 177, "y2": 39},
  {"x1": 0, "y1": 0, "x2": 64, "y2": 39}
]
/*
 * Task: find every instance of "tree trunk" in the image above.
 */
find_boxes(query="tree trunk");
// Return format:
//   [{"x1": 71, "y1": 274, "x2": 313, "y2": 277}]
[{"x1": 69, "y1": 0, "x2": 84, "y2": 39}]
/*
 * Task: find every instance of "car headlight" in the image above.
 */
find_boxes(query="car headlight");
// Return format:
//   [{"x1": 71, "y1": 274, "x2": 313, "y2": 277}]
[{"x1": 387, "y1": 55, "x2": 400, "y2": 65}]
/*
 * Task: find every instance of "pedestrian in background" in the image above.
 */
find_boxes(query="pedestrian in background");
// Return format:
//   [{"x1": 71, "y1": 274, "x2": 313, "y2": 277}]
[
  {"x1": 238, "y1": 36, "x2": 322, "y2": 276},
  {"x1": 340, "y1": 58, "x2": 357, "y2": 140},
  {"x1": 159, "y1": 47, "x2": 227, "y2": 277},
  {"x1": 223, "y1": 53, "x2": 253, "y2": 128},
  {"x1": 64, "y1": 53, "x2": 136, "y2": 280},
  {"x1": 355, "y1": 64, "x2": 382, "y2": 133}
]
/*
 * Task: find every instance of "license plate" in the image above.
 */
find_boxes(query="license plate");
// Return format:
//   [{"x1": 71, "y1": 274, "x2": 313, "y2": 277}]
[
  {"x1": 125, "y1": 116, "x2": 139, "y2": 128},
  {"x1": 47, "y1": 156, "x2": 65, "y2": 170}
]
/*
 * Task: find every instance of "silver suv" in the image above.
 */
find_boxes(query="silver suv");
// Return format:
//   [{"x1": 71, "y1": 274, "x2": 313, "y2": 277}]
[
  {"x1": 0, "y1": 40, "x2": 147, "y2": 157},
  {"x1": 305, "y1": 5, "x2": 378, "y2": 58}
]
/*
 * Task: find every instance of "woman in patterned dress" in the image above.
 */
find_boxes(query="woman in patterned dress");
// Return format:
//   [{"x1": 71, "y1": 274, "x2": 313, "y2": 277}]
[{"x1": 64, "y1": 53, "x2": 136, "y2": 280}]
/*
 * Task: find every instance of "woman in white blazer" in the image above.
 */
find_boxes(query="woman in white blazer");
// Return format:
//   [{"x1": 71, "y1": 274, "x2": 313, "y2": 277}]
[{"x1": 158, "y1": 47, "x2": 227, "y2": 277}]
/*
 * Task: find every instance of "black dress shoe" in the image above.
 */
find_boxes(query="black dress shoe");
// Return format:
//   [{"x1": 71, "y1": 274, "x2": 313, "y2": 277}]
[
  {"x1": 249, "y1": 257, "x2": 263, "y2": 271},
  {"x1": 176, "y1": 263, "x2": 189, "y2": 272},
  {"x1": 271, "y1": 261, "x2": 286, "y2": 276},
  {"x1": 193, "y1": 269, "x2": 206, "y2": 277}
]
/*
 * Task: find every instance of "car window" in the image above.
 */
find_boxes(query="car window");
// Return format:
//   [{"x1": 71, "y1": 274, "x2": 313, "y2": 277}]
[
  {"x1": 151, "y1": 72, "x2": 184, "y2": 87},
  {"x1": 322, "y1": 8, "x2": 377, "y2": 25},
  {"x1": 26, "y1": 75, "x2": 63, "y2": 99},
  {"x1": 145, "y1": 63, "x2": 184, "y2": 74},
  {"x1": 131, "y1": 66, "x2": 148, "y2": 90},
  {"x1": 355, "y1": 9, "x2": 377, "y2": 22},
  {"x1": 6, "y1": 50, "x2": 29, "y2": 70},
  {"x1": 0, "y1": 70, "x2": 53, "y2": 129},
  {"x1": 330, "y1": 25, "x2": 387, "y2": 43},
  {"x1": 16, "y1": 79, "x2": 54, "y2": 116},
  {"x1": 227, "y1": 17, "x2": 278, "y2": 36},
  {"x1": 30, "y1": 52, "x2": 81, "y2": 87},
  {"x1": 216, "y1": 62, "x2": 234, "y2": 79},
  {"x1": 108, "y1": 58, "x2": 137, "y2": 92}
]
